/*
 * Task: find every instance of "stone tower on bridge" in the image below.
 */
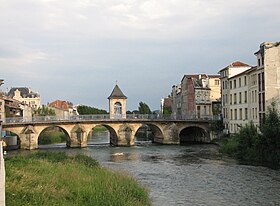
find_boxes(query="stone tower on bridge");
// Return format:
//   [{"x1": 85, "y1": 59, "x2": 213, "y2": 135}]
[{"x1": 108, "y1": 85, "x2": 127, "y2": 119}]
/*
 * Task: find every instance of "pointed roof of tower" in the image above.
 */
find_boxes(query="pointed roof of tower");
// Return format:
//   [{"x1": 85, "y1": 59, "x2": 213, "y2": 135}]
[{"x1": 108, "y1": 85, "x2": 127, "y2": 99}]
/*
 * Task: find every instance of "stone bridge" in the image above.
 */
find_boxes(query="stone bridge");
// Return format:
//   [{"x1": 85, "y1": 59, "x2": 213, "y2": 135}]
[{"x1": 1, "y1": 115, "x2": 218, "y2": 150}]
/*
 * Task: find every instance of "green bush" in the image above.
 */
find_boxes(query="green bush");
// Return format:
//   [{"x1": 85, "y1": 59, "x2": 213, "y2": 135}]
[
  {"x1": 220, "y1": 102, "x2": 280, "y2": 168},
  {"x1": 219, "y1": 136, "x2": 238, "y2": 155}
]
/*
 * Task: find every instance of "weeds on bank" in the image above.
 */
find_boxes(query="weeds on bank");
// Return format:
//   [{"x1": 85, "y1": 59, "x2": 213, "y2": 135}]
[{"x1": 5, "y1": 151, "x2": 151, "y2": 206}]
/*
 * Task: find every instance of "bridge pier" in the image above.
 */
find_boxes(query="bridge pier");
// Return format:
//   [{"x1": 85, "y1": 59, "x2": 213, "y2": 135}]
[
  {"x1": 68, "y1": 124, "x2": 89, "y2": 148},
  {"x1": 20, "y1": 125, "x2": 39, "y2": 150}
]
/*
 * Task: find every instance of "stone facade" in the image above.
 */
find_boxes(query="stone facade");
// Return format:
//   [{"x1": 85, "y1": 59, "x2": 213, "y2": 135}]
[
  {"x1": 255, "y1": 42, "x2": 280, "y2": 123},
  {"x1": 219, "y1": 61, "x2": 252, "y2": 133},
  {"x1": 172, "y1": 74, "x2": 221, "y2": 119},
  {"x1": 219, "y1": 41, "x2": 280, "y2": 134}
]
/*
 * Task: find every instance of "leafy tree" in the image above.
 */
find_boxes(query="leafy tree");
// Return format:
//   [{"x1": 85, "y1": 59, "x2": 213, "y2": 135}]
[
  {"x1": 259, "y1": 102, "x2": 280, "y2": 166},
  {"x1": 34, "y1": 106, "x2": 55, "y2": 116},
  {"x1": 138, "y1": 102, "x2": 152, "y2": 114},
  {"x1": 77, "y1": 105, "x2": 108, "y2": 115},
  {"x1": 221, "y1": 102, "x2": 280, "y2": 168},
  {"x1": 162, "y1": 106, "x2": 172, "y2": 115}
]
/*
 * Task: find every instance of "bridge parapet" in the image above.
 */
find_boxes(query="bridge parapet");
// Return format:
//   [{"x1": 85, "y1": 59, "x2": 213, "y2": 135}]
[{"x1": 3, "y1": 114, "x2": 220, "y2": 124}]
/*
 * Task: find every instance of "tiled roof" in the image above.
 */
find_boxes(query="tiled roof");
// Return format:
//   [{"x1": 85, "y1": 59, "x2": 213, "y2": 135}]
[
  {"x1": 108, "y1": 85, "x2": 127, "y2": 99},
  {"x1": 219, "y1": 61, "x2": 251, "y2": 72}
]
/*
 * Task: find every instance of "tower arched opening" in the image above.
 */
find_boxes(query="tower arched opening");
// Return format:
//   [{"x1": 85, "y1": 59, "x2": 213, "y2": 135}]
[{"x1": 114, "y1": 102, "x2": 122, "y2": 118}]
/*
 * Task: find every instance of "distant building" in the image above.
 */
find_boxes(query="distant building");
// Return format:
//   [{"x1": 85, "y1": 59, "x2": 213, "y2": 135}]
[
  {"x1": 160, "y1": 97, "x2": 172, "y2": 114},
  {"x1": 8, "y1": 87, "x2": 41, "y2": 110},
  {"x1": 48, "y1": 100, "x2": 79, "y2": 117},
  {"x1": 219, "y1": 61, "x2": 252, "y2": 133},
  {"x1": 0, "y1": 97, "x2": 32, "y2": 121},
  {"x1": 171, "y1": 74, "x2": 221, "y2": 119}
]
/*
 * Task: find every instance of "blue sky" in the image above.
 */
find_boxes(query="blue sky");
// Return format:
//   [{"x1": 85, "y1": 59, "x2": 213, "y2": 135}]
[{"x1": 0, "y1": 0, "x2": 280, "y2": 111}]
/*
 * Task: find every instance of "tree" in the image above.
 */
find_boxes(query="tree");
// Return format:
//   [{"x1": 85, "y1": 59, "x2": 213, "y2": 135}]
[
  {"x1": 34, "y1": 106, "x2": 55, "y2": 116},
  {"x1": 77, "y1": 105, "x2": 108, "y2": 115},
  {"x1": 162, "y1": 106, "x2": 172, "y2": 115},
  {"x1": 259, "y1": 102, "x2": 280, "y2": 166},
  {"x1": 138, "y1": 102, "x2": 152, "y2": 114}
]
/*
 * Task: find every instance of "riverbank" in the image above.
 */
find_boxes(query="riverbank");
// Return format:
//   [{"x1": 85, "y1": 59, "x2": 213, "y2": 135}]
[{"x1": 5, "y1": 151, "x2": 151, "y2": 206}]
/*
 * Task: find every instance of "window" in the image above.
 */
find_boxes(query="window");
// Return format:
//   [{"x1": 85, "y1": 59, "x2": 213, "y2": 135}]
[
  {"x1": 230, "y1": 109, "x2": 233, "y2": 120},
  {"x1": 239, "y1": 92, "x2": 242, "y2": 104},
  {"x1": 258, "y1": 59, "x2": 261, "y2": 67},
  {"x1": 244, "y1": 76, "x2": 247, "y2": 86},
  {"x1": 215, "y1": 80, "x2": 220, "y2": 85},
  {"x1": 230, "y1": 94, "x2": 232, "y2": 105},
  {"x1": 245, "y1": 108, "x2": 248, "y2": 120},
  {"x1": 258, "y1": 73, "x2": 261, "y2": 91},
  {"x1": 234, "y1": 80, "x2": 236, "y2": 88},
  {"x1": 262, "y1": 93, "x2": 265, "y2": 111},
  {"x1": 262, "y1": 72, "x2": 265, "y2": 91},
  {"x1": 230, "y1": 81, "x2": 232, "y2": 89},
  {"x1": 244, "y1": 91, "x2": 247, "y2": 103},
  {"x1": 225, "y1": 80, "x2": 228, "y2": 89},
  {"x1": 255, "y1": 90, "x2": 257, "y2": 103},
  {"x1": 259, "y1": 93, "x2": 261, "y2": 111},
  {"x1": 234, "y1": 109, "x2": 237, "y2": 120},
  {"x1": 239, "y1": 78, "x2": 241, "y2": 87},
  {"x1": 225, "y1": 94, "x2": 228, "y2": 104},
  {"x1": 239, "y1": 108, "x2": 242, "y2": 120},
  {"x1": 222, "y1": 81, "x2": 225, "y2": 90},
  {"x1": 234, "y1": 93, "x2": 237, "y2": 104}
]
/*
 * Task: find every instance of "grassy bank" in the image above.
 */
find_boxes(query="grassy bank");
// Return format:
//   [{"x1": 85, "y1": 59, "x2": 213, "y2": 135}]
[{"x1": 5, "y1": 152, "x2": 151, "y2": 206}]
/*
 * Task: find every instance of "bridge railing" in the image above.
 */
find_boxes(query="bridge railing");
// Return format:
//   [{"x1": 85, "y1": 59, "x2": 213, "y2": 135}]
[{"x1": 3, "y1": 114, "x2": 220, "y2": 124}]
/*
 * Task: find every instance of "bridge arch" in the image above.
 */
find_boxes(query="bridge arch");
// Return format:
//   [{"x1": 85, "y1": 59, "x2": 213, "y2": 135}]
[
  {"x1": 37, "y1": 126, "x2": 70, "y2": 148},
  {"x1": 179, "y1": 125, "x2": 210, "y2": 144},
  {"x1": 135, "y1": 123, "x2": 164, "y2": 143},
  {"x1": 1, "y1": 129, "x2": 21, "y2": 150},
  {"x1": 87, "y1": 124, "x2": 118, "y2": 145}
]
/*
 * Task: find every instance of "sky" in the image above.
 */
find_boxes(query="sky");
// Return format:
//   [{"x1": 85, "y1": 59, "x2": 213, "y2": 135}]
[{"x1": 0, "y1": 0, "x2": 280, "y2": 111}]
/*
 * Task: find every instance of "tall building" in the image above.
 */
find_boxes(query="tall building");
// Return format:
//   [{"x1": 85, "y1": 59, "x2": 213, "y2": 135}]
[
  {"x1": 254, "y1": 42, "x2": 280, "y2": 124},
  {"x1": 219, "y1": 42, "x2": 280, "y2": 134},
  {"x1": 219, "y1": 61, "x2": 252, "y2": 133},
  {"x1": 8, "y1": 87, "x2": 41, "y2": 110},
  {"x1": 171, "y1": 74, "x2": 221, "y2": 119}
]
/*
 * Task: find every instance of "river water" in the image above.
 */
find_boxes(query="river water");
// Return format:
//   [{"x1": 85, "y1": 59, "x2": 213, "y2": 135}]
[{"x1": 9, "y1": 134, "x2": 280, "y2": 206}]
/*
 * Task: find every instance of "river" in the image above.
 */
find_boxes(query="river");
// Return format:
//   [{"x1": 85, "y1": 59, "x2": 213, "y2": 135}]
[{"x1": 8, "y1": 134, "x2": 280, "y2": 206}]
